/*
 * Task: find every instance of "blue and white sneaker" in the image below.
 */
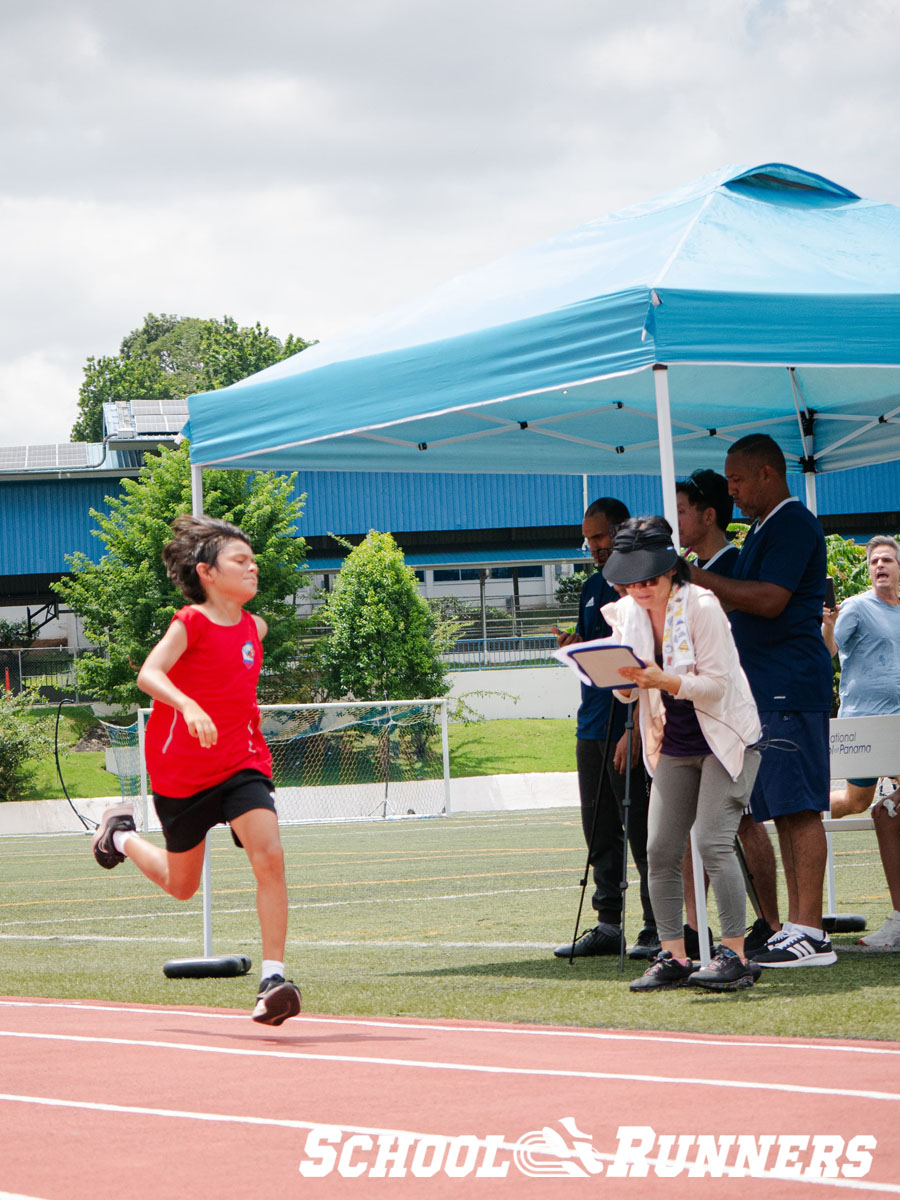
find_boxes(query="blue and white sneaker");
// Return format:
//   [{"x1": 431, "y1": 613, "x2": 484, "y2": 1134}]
[{"x1": 751, "y1": 929, "x2": 836, "y2": 968}]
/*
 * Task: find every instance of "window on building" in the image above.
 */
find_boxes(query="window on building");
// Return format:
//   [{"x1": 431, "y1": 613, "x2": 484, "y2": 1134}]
[
  {"x1": 490, "y1": 565, "x2": 544, "y2": 580},
  {"x1": 432, "y1": 568, "x2": 482, "y2": 582}
]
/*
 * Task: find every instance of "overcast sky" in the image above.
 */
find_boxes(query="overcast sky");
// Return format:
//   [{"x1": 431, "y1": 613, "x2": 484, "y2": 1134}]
[{"x1": 2, "y1": 0, "x2": 899, "y2": 446}]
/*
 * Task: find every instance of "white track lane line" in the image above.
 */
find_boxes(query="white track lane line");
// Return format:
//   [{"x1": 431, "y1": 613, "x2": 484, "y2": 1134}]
[
  {"x1": 1, "y1": 1029, "x2": 899, "y2": 1103},
  {"x1": 2, "y1": 998, "x2": 899, "y2": 1060},
  {"x1": 1, "y1": 1093, "x2": 898, "y2": 1194}
]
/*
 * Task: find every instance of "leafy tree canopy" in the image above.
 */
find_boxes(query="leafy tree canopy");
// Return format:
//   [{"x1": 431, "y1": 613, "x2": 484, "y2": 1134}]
[
  {"x1": 71, "y1": 313, "x2": 313, "y2": 441},
  {"x1": 53, "y1": 441, "x2": 310, "y2": 710},
  {"x1": 319, "y1": 532, "x2": 454, "y2": 702}
]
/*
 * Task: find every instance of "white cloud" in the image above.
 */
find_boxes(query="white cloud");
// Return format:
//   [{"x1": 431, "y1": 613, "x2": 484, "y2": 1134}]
[{"x1": 1, "y1": 0, "x2": 900, "y2": 444}]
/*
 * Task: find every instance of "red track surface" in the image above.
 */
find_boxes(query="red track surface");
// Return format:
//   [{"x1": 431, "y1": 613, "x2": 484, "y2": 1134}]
[{"x1": 1, "y1": 996, "x2": 898, "y2": 1198}]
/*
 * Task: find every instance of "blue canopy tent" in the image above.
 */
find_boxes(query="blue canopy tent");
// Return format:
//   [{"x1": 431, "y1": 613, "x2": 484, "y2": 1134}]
[
  {"x1": 182, "y1": 163, "x2": 900, "y2": 958},
  {"x1": 185, "y1": 162, "x2": 900, "y2": 534}
]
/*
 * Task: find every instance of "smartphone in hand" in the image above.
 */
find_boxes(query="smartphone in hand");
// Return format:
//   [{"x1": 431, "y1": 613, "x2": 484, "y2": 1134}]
[{"x1": 824, "y1": 576, "x2": 836, "y2": 610}]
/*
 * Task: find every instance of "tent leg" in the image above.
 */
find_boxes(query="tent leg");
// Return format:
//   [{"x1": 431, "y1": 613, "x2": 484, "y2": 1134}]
[
  {"x1": 189, "y1": 463, "x2": 213, "y2": 959},
  {"x1": 805, "y1": 472, "x2": 818, "y2": 515},
  {"x1": 653, "y1": 366, "x2": 680, "y2": 547}
]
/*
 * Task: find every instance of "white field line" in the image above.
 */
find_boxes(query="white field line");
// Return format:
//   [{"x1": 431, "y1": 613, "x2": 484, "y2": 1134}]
[
  {"x1": 0, "y1": 884, "x2": 571, "y2": 927},
  {"x1": 2, "y1": 998, "x2": 899, "y2": 1060},
  {"x1": 1, "y1": 1029, "x2": 900, "y2": 1104},
  {"x1": 0, "y1": 934, "x2": 194, "y2": 943},
  {"x1": 1, "y1": 1093, "x2": 898, "y2": 1194}
]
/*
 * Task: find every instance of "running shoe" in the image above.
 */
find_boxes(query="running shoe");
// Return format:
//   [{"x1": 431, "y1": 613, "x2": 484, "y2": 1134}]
[
  {"x1": 252, "y1": 975, "x2": 302, "y2": 1025},
  {"x1": 683, "y1": 923, "x2": 714, "y2": 961},
  {"x1": 630, "y1": 951, "x2": 697, "y2": 992},
  {"x1": 859, "y1": 912, "x2": 900, "y2": 950},
  {"x1": 688, "y1": 945, "x2": 761, "y2": 991},
  {"x1": 743, "y1": 917, "x2": 777, "y2": 956},
  {"x1": 752, "y1": 929, "x2": 837, "y2": 968},
  {"x1": 627, "y1": 926, "x2": 661, "y2": 960},
  {"x1": 553, "y1": 922, "x2": 621, "y2": 958},
  {"x1": 91, "y1": 803, "x2": 136, "y2": 869}
]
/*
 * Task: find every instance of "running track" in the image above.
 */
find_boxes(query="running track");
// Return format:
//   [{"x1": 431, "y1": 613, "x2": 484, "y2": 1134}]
[{"x1": 1, "y1": 996, "x2": 898, "y2": 1198}]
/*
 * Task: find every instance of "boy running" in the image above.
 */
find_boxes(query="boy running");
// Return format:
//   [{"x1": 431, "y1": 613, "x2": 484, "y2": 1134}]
[{"x1": 91, "y1": 514, "x2": 302, "y2": 1025}]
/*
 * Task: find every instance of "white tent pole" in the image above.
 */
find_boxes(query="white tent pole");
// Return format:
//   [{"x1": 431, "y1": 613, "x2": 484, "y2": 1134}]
[
  {"x1": 190, "y1": 463, "x2": 213, "y2": 959},
  {"x1": 805, "y1": 472, "x2": 818, "y2": 515},
  {"x1": 654, "y1": 364, "x2": 710, "y2": 966},
  {"x1": 653, "y1": 366, "x2": 680, "y2": 548}
]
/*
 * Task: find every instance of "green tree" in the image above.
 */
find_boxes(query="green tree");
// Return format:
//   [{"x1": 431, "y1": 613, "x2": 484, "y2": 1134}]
[
  {"x1": 199, "y1": 316, "x2": 312, "y2": 390},
  {"x1": 71, "y1": 354, "x2": 173, "y2": 442},
  {"x1": 53, "y1": 441, "x2": 310, "y2": 709},
  {"x1": 319, "y1": 532, "x2": 452, "y2": 701},
  {"x1": 71, "y1": 313, "x2": 311, "y2": 442},
  {"x1": 0, "y1": 687, "x2": 51, "y2": 802},
  {"x1": 554, "y1": 567, "x2": 591, "y2": 604},
  {"x1": 0, "y1": 619, "x2": 32, "y2": 649},
  {"x1": 825, "y1": 533, "x2": 870, "y2": 602}
]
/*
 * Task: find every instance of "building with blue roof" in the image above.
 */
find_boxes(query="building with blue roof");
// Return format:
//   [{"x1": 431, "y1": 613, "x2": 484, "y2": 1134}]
[{"x1": 1, "y1": 400, "x2": 899, "y2": 642}]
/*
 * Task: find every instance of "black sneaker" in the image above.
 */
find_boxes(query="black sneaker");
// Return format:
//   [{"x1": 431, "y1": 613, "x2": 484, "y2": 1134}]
[
  {"x1": 627, "y1": 926, "x2": 661, "y2": 960},
  {"x1": 689, "y1": 945, "x2": 761, "y2": 992},
  {"x1": 743, "y1": 917, "x2": 777, "y2": 956},
  {"x1": 251, "y1": 975, "x2": 302, "y2": 1025},
  {"x1": 752, "y1": 929, "x2": 837, "y2": 968},
  {"x1": 683, "y1": 923, "x2": 714, "y2": 961},
  {"x1": 91, "y1": 803, "x2": 136, "y2": 869},
  {"x1": 553, "y1": 922, "x2": 621, "y2": 958},
  {"x1": 630, "y1": 951, "x2": 697, "y2": 992}
]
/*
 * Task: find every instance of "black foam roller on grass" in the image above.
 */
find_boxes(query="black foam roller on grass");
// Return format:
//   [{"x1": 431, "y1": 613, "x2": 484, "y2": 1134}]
[{"x1": 163, "y1": 954, "x2": 252, "y2": 979}]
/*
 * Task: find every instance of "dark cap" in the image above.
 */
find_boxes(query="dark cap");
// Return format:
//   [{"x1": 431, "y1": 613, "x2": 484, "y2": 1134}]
[{"x1": 602, "y1": 524, "x2": 679, "y2": 587}]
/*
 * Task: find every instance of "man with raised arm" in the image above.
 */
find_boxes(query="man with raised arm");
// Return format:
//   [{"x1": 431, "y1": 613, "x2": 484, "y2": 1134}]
[
  {"x1": 690, "y1": 435, "x2": 835, "y2": 968},
  {"x1": 823, "y1": 534, "x2": 900, "y2": 949}
]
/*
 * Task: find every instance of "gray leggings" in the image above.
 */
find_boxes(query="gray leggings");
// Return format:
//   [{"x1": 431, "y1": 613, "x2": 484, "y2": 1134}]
[{"x1": 646, "y1": 749, "x2": 760, "y2": 941}]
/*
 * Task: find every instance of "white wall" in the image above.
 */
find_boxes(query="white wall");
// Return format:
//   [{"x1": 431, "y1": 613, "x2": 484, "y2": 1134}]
[{"x1": 446, "y1": 665, "x2": 579, "y2": 721}]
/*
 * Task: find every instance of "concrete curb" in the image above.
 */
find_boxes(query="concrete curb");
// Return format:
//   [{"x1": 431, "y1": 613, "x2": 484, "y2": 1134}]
[{"x1": 0, "y1": 773, "x2": 580, "y2": 836}]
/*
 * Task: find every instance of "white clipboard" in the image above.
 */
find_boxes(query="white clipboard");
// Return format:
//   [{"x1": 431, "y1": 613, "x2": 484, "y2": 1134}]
[{"x1": 552, "y1": 637, "x2": 645, "y2": 689}]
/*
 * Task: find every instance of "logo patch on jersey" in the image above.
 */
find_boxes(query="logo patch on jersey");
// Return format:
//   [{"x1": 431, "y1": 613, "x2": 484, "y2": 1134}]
[{"x1": 241, "y1": 640, "x2": 255, "y2": 667}]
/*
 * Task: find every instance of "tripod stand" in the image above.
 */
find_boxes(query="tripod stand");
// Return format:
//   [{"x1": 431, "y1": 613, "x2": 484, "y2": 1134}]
[{"x1": 565, "y1": 698, "x2": 638, "y2": 973}]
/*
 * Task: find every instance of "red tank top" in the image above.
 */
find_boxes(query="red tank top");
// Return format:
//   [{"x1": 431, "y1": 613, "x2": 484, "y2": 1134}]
[{"x1": 144, "y1": 606, "x2": 272, "y2": 798}]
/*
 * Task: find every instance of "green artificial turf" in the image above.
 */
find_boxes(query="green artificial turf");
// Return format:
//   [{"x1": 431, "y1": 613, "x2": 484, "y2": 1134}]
[{"x1": 2, "y1": 810, "x2": 897, "y2": 1042}]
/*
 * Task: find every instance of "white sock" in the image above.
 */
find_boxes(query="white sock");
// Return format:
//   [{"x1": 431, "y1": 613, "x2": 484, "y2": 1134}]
[
  {"x1": 261, "y1": 960, "x2": 285, "y2": 981},
  {"x1": 792, "y1": 923, "x2": 824, "y2": 941},
  {"x1": 112, "y1": 830, "x2": 134, "y2": 855}
]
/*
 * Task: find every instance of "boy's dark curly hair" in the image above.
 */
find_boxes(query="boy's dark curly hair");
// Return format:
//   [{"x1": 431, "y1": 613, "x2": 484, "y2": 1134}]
[{"x1": 162, "y1": 514, "x2": 252, "y2": 604}]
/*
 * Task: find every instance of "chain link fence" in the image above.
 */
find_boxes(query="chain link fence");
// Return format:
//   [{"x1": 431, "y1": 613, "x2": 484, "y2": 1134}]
[{"x1": 0, "y1": 647, "x2": 89, "y2": 702}]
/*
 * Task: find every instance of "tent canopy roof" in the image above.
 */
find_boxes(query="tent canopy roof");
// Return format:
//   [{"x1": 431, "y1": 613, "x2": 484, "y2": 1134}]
[{"x1": 186, "y1": 163, "x2": 900, "y2": 478}]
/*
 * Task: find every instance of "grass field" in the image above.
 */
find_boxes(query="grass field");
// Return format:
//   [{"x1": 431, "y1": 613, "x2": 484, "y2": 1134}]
[{"x1": 2, "y1": 809, "x2": 897, "y2": 1041}]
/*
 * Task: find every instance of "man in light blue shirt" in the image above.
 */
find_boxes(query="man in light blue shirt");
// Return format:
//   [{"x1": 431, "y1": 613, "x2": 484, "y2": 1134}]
[{"x1": 823, "y1": 535, "x2": 900, "y2": 949}]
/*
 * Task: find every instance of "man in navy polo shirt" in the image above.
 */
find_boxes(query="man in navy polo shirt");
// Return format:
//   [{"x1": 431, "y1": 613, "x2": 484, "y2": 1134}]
[
  {"x1": 691, "y1": 435, "x2": 835, "y2": 968},
  {"x1": 553, "y1": 497, "x2": 657, "y2": 959}
]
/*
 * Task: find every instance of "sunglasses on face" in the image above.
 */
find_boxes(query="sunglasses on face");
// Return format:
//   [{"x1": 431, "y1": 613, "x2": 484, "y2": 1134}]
[
  {"x1": 623, "y1": 575, "x2": 664, "y2": 590},
  {"x1": 685, "y1": 469, "x2": 718, "y2": 507}
]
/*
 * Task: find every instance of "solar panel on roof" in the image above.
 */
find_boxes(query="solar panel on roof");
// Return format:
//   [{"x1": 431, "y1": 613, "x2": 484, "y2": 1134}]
[
  {"x1": 133, "y1": 412, "x2": 186, "y2": 433},
  {"x1": 57, "y1": 445, "x2": 91, "y2": 467},
  {"x1": 0, "y1": 447, "x2": 28, "y2": 469}
]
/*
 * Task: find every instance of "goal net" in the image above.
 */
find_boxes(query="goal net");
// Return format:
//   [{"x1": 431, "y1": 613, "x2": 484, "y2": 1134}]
[{"x1": 133, "y1": 699, "x2": 450, "y2": 829}]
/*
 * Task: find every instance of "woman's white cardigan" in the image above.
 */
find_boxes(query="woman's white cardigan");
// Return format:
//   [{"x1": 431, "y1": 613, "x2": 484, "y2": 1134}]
[{"x1": 601, "y1": 584, "x2": 761, "y2": 781}]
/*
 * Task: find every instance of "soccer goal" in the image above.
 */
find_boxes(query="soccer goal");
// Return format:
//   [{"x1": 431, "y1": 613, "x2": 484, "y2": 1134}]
[{"x1": 132, "y1": 699, "x2": 451, "y2": 831}]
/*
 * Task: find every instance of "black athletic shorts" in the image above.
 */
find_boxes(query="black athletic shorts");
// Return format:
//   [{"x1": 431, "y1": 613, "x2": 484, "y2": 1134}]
[{"x1": 152, "y1": 769, "x2": 277, "y2": 854}]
